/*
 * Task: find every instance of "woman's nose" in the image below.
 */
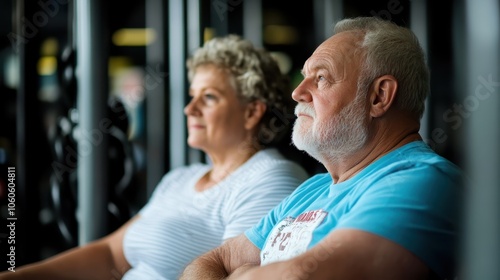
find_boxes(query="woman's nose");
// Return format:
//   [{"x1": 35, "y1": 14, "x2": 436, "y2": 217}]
[{"x1": 184, "y1": 97, "x2": 198, "y2": 116}]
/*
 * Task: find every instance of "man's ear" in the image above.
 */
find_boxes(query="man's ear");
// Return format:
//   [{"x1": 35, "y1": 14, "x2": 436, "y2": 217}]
[
  {"x1": 244, "y1": 100, "x2": 267, "y2": 130},
  {"x1": 369, "y1": 75, "x2": 398, "y2": 118}
]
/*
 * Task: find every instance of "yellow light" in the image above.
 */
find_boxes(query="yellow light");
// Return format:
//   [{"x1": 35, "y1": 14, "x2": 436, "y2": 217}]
[
  {"x1": 204, "y1": 27, "x2": 216, "y2": 43},
  {"x1": 40, "y1": 37, "x2": 59, "y2": 56},
  {"x1": 108, "y1": 56, "x2": 133, "y2": 77},
  {"x1": 112, "y1": 28, "x2": 157, "y2": 46},
  {"x1": 37, "y1": 56, "x2": 57, "y2": 76},
  {"x1": 264, "y1": 25, "x2": 298, "y2": 45}
]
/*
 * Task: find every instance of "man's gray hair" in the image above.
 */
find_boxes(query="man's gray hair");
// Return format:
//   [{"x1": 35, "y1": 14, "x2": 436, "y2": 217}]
[{"x1": 334, "y1": 17, "x2": 430, "y2": 119}]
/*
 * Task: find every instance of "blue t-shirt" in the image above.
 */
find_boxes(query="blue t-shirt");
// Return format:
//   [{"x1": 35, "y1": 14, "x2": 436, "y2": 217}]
[{"x1": 245, "y1": 141, "x2": 463, "y2": 279}]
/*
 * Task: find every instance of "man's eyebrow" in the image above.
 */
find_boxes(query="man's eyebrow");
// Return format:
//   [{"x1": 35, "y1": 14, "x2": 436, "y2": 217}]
[{"x1": 301, "y1": 60, "x2": 334, "y2": 77}]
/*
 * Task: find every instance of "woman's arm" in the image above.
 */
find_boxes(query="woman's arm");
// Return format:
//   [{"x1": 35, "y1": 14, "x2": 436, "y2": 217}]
[
  {"x1": 180, "y1": 234, "x2": 261, "y2": 280},
  {"x1": 0, "y1": 216, "x2": 139, "y2": 279}
]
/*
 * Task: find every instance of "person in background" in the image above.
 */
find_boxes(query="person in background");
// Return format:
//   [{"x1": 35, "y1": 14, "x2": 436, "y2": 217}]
[
  {"x1": 180, "y1": 17, "x2": 464, "y2": 280},
  {"x1": 0, "y1": 35, "x2": 309, "y2": 280}
]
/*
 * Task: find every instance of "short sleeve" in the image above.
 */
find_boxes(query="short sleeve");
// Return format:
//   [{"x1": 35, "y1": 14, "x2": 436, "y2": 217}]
[
  {"x1": 223, "y1": 161, "x2": 308, "y2": 240},
  {"x1": 244, "y1": 174, "x2": 326, "y2": 249},
  {"x1": 335, "y1": 164, "x2": 463, "y2": 279},
  {"x1": 244, "y1": 194, "x2": 290, "y2": 249},
  {"x1": 138, "y1": 164, "x2": 207, "y2": 217}
]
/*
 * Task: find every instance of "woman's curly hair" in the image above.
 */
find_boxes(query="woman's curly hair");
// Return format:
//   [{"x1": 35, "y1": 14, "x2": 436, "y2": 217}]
[{"x1": 187, "y1": 34, "x2": 294, "y2": 147}]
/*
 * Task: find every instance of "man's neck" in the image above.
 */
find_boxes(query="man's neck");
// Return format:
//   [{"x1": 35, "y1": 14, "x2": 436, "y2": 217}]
[{"x1": 324, "y1": 116, "x2": 422, "y2": 184}]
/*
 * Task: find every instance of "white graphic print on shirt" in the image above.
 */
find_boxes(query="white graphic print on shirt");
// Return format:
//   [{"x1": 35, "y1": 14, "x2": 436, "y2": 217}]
[{"x1": 261, "y1": 209, "x2": 327, "y2": 265}]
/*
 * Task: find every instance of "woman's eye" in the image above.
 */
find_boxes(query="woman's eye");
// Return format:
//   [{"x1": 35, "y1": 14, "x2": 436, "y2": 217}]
[{"x1": 204, "y1": 93, "x2": 217, "y2": 101}]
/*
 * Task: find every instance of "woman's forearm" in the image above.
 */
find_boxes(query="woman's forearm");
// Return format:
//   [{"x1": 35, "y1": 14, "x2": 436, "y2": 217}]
[{"x1": 0, "y1": 240, "x2": 127, "y2": 280}]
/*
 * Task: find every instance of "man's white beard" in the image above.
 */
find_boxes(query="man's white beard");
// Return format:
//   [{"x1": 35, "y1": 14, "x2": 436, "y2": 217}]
[{"x1": 292, "y1": 94, "x2": 368, "y2": 164}]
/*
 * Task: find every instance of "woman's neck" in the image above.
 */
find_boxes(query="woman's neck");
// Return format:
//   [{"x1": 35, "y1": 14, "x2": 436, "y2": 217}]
[{"x1": 196, "y1": 145, "x2": 261, "y2": 192}]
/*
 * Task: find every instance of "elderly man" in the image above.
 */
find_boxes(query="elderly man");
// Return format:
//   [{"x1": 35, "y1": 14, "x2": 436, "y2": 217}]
[{"x1": 181, "y1": 16, "x2": 463, "y2": 280}]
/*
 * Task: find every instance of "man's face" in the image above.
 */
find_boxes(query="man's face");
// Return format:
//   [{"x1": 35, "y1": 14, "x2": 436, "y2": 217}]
[{"x1": 291, "y1": 32, "x2": 369, "y2": 162}]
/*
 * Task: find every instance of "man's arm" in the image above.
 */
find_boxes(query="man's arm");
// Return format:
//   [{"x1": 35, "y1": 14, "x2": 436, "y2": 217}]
[
  {"x1": 180, "y1": 234, "x2": 261, "y2": 280},
  {"x1": 230, "y1": 229, "x2": 431, "y2": 280}
]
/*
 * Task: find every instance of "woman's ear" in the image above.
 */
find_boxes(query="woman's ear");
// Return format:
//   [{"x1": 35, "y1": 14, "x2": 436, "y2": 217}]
[
  {"x1": 369, "y1": 75, "x2": 398, "y2": 118},
  {"x1": 244, "y1": 100, "x2": 267, "y2": 130}
]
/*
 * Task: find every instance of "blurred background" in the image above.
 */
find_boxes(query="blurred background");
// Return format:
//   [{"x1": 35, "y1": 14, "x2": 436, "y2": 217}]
[{"x1": 0, "y1": 0, "x2": 498, "y2": 278}]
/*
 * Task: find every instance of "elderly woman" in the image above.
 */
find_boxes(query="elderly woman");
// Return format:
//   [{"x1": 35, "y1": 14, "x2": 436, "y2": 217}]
[{"x1": 1, "y1": 35, "x2": 309, "y2": 279}]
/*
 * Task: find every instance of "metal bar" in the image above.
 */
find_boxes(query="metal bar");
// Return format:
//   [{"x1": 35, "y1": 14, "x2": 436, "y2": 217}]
[
  {"x1": 187, "y1": 0, "x2": 201, "y2": 53},
  {"x1": 75, "y1": 0, "x2": 108, "y2": 245},
  {"x1": 146, "y1": 0, "x2": 167, "y2": 197},
  {"x1": 169, "y1": 0, "x2": 187, "y2": 169},
  {"x1": 210, "y1": 0, "x2": 228, "y2": 36},
  {"x1": 409, "y1": 0, "x2": 429, "y2": 142},
  {"x1": 313, "y1": 0, "x2": 343, "y2": 44},
  {"x1": 462, "y1": 0, "x2": 500, "y2": 278},
  {"x1": 187, "y1": 0, "x2": 205, "y2": 164},
  {"x1": 243, "y1": 0, "x2": 262, "y2": 47},
  {"x1": 15, "y1": 0, "x2": 31, "y2": 266}
]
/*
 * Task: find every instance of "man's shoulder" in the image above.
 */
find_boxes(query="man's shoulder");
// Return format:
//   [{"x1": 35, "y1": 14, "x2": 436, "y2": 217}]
[
  {"x1": 290, "y1": 172, "x2": 332, "y2": 195},
  {"x1": 353, "y1": 141, "x2": 464, "y2": 196},
  {"x1": 378, "y1": 141, "x2": 463, "y2": 178}
]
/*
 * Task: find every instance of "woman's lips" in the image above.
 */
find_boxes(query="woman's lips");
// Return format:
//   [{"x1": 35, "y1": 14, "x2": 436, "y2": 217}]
[{"x1": 188, "y1": 124, "x2": 205, "y2": 129}]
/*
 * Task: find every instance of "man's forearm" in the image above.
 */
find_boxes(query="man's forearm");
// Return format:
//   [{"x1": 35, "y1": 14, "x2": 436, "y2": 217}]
[
  {"x1": 181, "y1": 235, "x2": 261, "y2": 280},
  {"x1": 180, "y1": 254, "x2": 229, "y2": 280}
]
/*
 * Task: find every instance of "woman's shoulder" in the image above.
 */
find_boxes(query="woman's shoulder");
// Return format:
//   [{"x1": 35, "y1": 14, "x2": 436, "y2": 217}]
[
  {"x1": 247, "y1": 148, "x2": 310, "y2": 178},
  {"x1": 158, "y1": 163, "x2": 210, "y2": 183},
  {"x1": 253, "y1": 148, "x2": 297, "y2": 164}
]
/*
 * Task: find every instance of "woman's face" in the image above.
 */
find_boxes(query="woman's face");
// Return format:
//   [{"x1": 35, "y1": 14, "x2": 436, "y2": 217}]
[{"x1": 184, "y1": 64, "x2": 251, "y2": 155}]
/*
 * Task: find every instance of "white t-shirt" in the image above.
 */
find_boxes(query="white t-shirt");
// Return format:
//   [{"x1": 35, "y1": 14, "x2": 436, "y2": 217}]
[{"x1": 122, "y1": 148, "x2": 309, "y2": 279}]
